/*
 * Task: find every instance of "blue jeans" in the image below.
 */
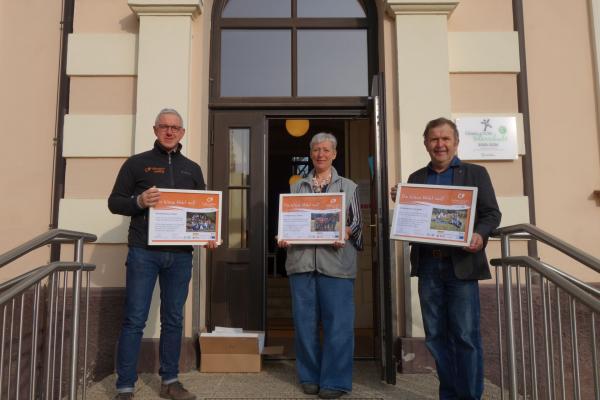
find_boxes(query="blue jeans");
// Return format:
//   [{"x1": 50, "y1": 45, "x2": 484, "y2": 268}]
[
  {"x1": 418, "y1": 259, "x2": 483, "y2": 400},
  {"x1": 116, "y1": 247, "x2": 193, "y2": 392},
  {"x1": 288, "y1": 272, "x2": 354, "y2": 392}
]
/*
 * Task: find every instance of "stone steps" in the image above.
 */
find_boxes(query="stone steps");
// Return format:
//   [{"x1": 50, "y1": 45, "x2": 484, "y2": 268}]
[{"x1": 85, "y1": 360, "x2": 505, "y2": 400}]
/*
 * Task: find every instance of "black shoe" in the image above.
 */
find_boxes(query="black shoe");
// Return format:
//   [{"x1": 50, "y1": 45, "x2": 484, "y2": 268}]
[
  {"x1": 318, "y1": 388, "x2": 345, "y2": 399},
  {"x1": 114, "y1": 393, "x2": 134, "y2": 399},
  {"x1": 302, "y1": 383, "x2": 320, "y2": 395}
]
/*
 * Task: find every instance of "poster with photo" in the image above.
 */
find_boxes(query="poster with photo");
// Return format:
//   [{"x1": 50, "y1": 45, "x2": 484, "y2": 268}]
[
  {"x1": 148, "y1": 189, "x2": 222, "y2": 246},
  {"x1": 390, "y1": 184, "x2": 477, "y2": 247},
  {"x1": 278, "y1": 193, "x2": 346, "y2": 244}
]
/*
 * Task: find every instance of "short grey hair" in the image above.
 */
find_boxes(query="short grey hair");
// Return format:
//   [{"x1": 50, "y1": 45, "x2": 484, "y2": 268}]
[
  {"x1": 309, "y1": 132, "x2": 337, "y2": 150},
  {"x1": 154, "y1": 108, "x2": 184, "y2": 127}
]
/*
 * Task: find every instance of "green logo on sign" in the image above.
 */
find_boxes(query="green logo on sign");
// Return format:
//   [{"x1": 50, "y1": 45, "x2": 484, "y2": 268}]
[{"x1": 499, "y1": 126, "x2": 507, "y2": 135}]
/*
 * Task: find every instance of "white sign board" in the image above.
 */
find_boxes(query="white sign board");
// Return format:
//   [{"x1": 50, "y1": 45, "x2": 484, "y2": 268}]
[{"x1": 456, "y1": 116, "x2": 518, "y2": 160}]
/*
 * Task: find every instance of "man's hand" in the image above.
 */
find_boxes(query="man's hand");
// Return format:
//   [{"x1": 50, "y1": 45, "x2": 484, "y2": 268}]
[
  {"x1": 390, "y1": 185, "x2": 398, "y2": 202},
  {"x1": 463, "y1": 232, "x2": 483, "y2": 253},
  {"x1": 138, "y1": 186, "x2": 160, "y2": 208}
]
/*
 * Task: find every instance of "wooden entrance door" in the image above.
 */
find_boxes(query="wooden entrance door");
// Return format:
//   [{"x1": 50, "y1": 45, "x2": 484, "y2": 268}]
[{"x1": 208, "y1": 111, "x2": 266, "y2": 331}]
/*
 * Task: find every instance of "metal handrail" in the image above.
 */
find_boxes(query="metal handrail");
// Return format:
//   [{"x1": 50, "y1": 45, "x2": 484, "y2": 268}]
[
  {"x1": 491, "y1": 224, "x2": 599, "y2": 400},
  {"x1": 490, "y1": 256, "x2": 600, "y2": 314},
  {"x1": 540, "y1": 260, "x2": 600, "y2": 298},
  {"x1": 0, "y1": 262, "x2": 95, "y2": 307},
  {"x1": 0, "y1": 229, "x2": 97, "y2": 400},
  {"x1": 492, "y1": 224, "x2": 600, "y2": 273},
  {"x1": 0, "y1": 229, "x2": 96, "y2": 268}
]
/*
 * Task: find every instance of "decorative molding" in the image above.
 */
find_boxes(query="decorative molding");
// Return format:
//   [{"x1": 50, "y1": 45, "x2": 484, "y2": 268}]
[
  {"x1": 58, "y1": 199, "x2": 129, "y2": 244},
  {"x1": 67, "y1": 34, "x2": 138, "y2": 76},
  {"x1": 448, "y1": 32, "x2": 520, "y2": 73},
  {"x1": 497, "y1": 196, "x2": 530, "y2": 227},
  {"x1": 128, "y1": 0, "x2": 202, "y2": 17},
  {"x1": 63, "y1": 115, "x2": 134, "y2": 157},
  {"x1": 385, "y1": 0, "x2": 459, "y2": 17}
]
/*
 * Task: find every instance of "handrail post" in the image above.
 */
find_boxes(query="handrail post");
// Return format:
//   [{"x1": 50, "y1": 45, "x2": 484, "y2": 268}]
[
  {"x1": 501, "y1": 234, "x2": 518, "y2": 399},
  {"x1": 68, "y1": 238, "x2": 84, "y2": 399}
]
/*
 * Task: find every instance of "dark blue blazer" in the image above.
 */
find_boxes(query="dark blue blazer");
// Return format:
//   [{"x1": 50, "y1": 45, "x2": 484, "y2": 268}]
[{"x1": 408, "y1": 161, "x2": 501, "y2": 280}]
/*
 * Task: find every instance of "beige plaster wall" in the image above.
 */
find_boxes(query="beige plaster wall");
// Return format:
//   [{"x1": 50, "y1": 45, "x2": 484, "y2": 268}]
[
  {"x1": 448, "y1": 0, "x2": 513, "y2": 32},
  {"x1": 64, "y1": 158, "x2": 126, "y2": 197},
  {"x1": 0, "y1": 0, "x2": 63, "y2": 277},
  {"x1": 69, "y1": 77, "x2": 137, "y2": 114},
  {"x1": 524, "y1": 0, "x2": 600, "y2": 281},
  {"x1": 65, "y1": 0, "x2": 212, "y2": 335},
  {"x1": 74, "y1": 0, "x2": 138, "y2": 33},
  {"x1": 62, "y1": 0, "x2": 139, "y2": 288}
]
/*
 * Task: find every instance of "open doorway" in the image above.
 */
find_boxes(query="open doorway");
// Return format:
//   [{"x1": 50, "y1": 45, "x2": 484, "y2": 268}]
[{"x1": 265, "y1": 117, "x2": 375, "y2": 358}]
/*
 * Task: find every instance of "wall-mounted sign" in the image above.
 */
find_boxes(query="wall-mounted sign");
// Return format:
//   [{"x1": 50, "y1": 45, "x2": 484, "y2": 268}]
[{"x1": 456, "y1": 116, "x2": 518, "y2": 160}]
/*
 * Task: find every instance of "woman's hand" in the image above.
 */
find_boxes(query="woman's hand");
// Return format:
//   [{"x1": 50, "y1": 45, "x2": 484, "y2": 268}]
[
  {"x1": 276, "y1": 238, "x2": 290, "y2": 248},
  {"x1": 389, "y1": 185, "x2": 398, "y2": 202},
  {"x1": 205, "y1": 240, "x2": 219, "y2": 249},
  {"x1": 333, "y1": 227, "x2": 351, "y2": 249}
]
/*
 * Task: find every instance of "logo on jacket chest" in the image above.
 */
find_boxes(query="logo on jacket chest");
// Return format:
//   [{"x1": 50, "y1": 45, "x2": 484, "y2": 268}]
[{"x1": 144, "y1": 167, "x2": 166, "y2": 174}]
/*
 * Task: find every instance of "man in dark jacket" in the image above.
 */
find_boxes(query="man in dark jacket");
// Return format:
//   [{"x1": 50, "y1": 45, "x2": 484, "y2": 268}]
[
  {"x1": 108, "y1": 108, "x2": 212, "y2": 400},
  {"x1": 393, "y1": 117, "x2": 501, "y2": 399}
]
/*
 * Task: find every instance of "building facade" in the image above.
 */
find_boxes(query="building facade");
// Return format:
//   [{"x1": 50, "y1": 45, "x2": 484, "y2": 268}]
[{"x1": 1, "y1": 0, "x2": 599, "y2": 385}]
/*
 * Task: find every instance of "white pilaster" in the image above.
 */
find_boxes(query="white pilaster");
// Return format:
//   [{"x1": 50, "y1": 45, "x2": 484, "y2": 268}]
[
  {"x1": 128, "y1": 0, "x2": 202, "y2": 155},
  {"x1": 386, "y1": 0, "x2": 458, "y2": 182},
  {"x1": 385, "y1": 0, "x2": 459, "y2": 338}
]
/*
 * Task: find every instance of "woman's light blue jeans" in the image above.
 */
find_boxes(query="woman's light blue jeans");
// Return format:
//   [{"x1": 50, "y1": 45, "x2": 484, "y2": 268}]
[{"x1": 289, "y1": 271, "x2": 355, "y2": 392}]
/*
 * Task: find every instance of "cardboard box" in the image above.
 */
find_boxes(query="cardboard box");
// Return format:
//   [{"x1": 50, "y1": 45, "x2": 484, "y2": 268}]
[{"x1": 199, "y1": 331, "x2": 283, "y2": 373}]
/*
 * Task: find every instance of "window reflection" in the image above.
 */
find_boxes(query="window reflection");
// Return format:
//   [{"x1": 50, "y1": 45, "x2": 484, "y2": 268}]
[
  {"x1": 297, "y1": 30, "x2": 368, "y2": 96},
  {"x1": 228, "y1": 128, "x2": 250, "y2": 248},
  {"x1": 221, "y1": 30, "x2": 292, "y2": 97},
  {"x1": 223, "y1": 0, "x2": 291, "y2": 18},
  {"x1": 228, "y1": 189, "x2": 248, "y2": 248},
  {"x1": 297, "y1": 0, "x2": 365, "y2": 18},
  {"x1": 229, "y1": 128, "x2": 250, "y2": 186}
]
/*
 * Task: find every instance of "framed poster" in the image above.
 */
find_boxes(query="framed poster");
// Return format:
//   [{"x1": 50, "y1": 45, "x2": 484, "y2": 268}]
[
  {"x1": 148, "y1": 189, "x2": 222, "y2": 246},
  {"x1": 390, "y1": 183, "x2": 477, "y2": 247},
  {"x1": 278, "y1": 193, "x2": 346, "y2": 244}
]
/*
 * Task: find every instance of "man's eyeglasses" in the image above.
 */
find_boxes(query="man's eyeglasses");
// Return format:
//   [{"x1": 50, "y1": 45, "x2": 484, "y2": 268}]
[{"x1": 156, "y1": 124, "x2": 182, "y2": 132}]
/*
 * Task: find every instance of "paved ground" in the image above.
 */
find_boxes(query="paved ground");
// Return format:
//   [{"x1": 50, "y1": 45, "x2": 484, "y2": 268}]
[{"x1": 85, "y1": 360, "x2": 504, "y2": 399}]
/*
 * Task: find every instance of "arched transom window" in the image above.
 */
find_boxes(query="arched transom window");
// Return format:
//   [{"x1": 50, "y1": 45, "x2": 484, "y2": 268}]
[{"x1": 212, "y1": 0, "x2": 372, "y2": 99}]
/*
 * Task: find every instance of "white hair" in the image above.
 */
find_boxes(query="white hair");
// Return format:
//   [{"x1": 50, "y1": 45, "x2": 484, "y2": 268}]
[
  {"x1": 154, "y1": 108, "x2": 183, "y2": 127},
  {"x1": 309, "y1": 132, "x2": 337, "y2": 150}
]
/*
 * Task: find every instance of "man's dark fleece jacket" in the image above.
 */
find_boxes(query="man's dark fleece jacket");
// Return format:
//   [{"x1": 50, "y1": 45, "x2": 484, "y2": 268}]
[{"x1": 108, "y1": 141, "x2": 205, "y2": 252}]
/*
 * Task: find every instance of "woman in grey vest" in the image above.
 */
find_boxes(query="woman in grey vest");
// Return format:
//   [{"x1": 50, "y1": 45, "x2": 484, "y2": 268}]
[{"x1": 278, "y1": 133, "x2": 363, "y2": 399}]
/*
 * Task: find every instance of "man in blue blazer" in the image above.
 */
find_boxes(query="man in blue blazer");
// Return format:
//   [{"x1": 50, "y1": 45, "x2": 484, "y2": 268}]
[{"x1": 393, "y1": 117, "x2": 501, "y2": 399}]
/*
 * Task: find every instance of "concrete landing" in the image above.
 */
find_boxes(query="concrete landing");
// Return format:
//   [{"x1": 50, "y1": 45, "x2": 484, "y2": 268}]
[{"x1": 85, "y1": 360, "x2": 504, "y2": 399}]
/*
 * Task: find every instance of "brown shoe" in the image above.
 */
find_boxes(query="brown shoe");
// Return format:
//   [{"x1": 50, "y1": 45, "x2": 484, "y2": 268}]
[{"x1": 159, "y1": 381, "x2": 196, "y2": 400}]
